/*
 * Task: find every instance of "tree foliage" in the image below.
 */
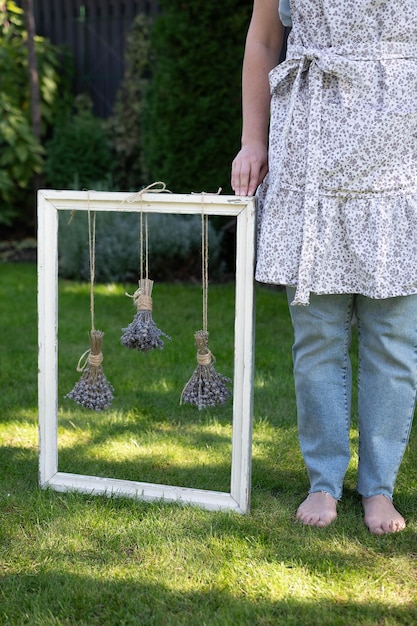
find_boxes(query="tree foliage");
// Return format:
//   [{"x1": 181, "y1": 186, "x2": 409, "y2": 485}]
[
  {"x1": 142, "y1": 0, "x2": 252, "y2": 194},
  {"x1": 0, "y1": 1, "x2": 72, "y2": 227}
]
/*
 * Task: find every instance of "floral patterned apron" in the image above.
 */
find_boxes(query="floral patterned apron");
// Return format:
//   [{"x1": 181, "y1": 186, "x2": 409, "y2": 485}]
[{"x1": 256, "y1": 0, "x2": 417, "y2": 305}]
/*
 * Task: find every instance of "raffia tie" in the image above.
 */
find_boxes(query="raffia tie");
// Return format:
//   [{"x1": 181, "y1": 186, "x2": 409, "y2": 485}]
[
  {"x1": 137, "y1": 294, "x2": 153, "y2": 311},
  {"x1": 129, "y1": 287, "x2": 153, "y2": 311},
  {"x1": 126, "y1": 281, "x2": 154, "y2": 312},
  {"x1": 197, "y1": 351, "x2": 213, "y2": 366},
  {"x1": 76, "y1": 349, "x2": 103, "y2": 372}
]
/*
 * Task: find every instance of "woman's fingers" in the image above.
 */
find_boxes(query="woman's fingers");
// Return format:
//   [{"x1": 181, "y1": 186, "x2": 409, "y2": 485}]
[{"x1": 231, "y1": 144, "x2": 268, "y2": 196}]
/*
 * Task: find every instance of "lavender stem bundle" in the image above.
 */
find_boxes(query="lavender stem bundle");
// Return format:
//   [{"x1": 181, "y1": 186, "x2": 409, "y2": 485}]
[
  {"x1": 181, "y1": 194, "x2": 232, "y2": 410},
  {"x1": 121, "y1": 278, "x2": 170, "y2": 351},
  {"x1": 66, "y1": 329, "x2": 114, "y2": 411},
  {"x1": 180, "y1": 330, "x2": 231, "y2": 410}
]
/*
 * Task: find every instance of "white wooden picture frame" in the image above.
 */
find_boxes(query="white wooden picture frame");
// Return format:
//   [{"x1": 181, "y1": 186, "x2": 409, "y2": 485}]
[{"x1": 38, "y1": 190, "x2": 256, "y2": 514}]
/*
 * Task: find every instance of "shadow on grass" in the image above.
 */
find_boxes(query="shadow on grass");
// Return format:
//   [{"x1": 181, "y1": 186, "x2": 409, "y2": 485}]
[
  {"x1": 57, "y1": 451, "x2": 233, "y2": 493},
  {"x1": 0, "y1": 446, "x2": 39, "y2": 494},
  {"x1": 0, "y1": 571, "x2": 416, "y2": 625}
]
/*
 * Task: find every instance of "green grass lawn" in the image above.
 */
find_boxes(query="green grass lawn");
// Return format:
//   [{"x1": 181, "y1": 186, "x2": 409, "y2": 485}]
[{"x1": 1, "y1": 262, "x2": 417, "y2": 625}]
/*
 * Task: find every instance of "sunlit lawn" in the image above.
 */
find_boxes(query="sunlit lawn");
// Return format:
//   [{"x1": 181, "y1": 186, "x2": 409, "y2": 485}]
[{"x1": 1, "y1": 262, "x2": 417, "y2": 625}]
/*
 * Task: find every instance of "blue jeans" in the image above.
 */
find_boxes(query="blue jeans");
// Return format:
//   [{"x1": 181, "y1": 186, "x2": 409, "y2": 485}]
[{"x1": 286, "y1": 288, "x2": 417, "y2": 500}]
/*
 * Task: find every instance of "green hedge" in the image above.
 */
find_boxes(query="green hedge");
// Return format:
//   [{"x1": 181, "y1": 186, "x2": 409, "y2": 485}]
[{"x1": 142, "y1": 0, "x2": 252, "y2": 194}]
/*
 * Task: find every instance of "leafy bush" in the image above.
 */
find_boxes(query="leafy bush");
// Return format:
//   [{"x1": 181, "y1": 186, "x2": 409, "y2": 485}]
[
  {"x1": 58, "y1": 210, "x2": 223, "y2": 283},
  {"x1": 44, "y1": 95, "x2": 113, "y2": 190},
  {"x1": 0, "y1": 1, "x2": 73, "y2": 227},
  {"x1": 0, "y1": 92, "x2": 44, "y2": 226},
  {"x1": 142, "y1": 0, "x2": 252, "y2": 194}
]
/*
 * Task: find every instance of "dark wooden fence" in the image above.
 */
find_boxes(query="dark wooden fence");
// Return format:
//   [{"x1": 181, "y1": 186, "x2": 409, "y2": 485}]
[{"x1": 17, "y1": 0, "x2": 160, "y2": 117}]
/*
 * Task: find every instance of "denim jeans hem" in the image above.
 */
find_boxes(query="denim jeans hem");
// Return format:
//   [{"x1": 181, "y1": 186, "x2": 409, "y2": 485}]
[
  {"x1": 287, "y1": 288, "x2": 417, "y2": 501},
  {"x1": 357, "y1": 489, "x2": 393, "y2": 502},
  {"x1": 309, "y1": 488, "x2": 341, "y2": 501}
]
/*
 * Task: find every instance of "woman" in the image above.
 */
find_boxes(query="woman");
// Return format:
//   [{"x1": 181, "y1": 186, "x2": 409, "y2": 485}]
[{"x1": 232, "y1": 0, "x2": 417, "y2": 534}]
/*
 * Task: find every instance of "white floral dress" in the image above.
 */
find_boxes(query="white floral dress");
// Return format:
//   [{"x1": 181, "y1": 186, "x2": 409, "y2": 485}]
[{"x1": 256, "y1": 0, "x2": 417, "y2": 305}]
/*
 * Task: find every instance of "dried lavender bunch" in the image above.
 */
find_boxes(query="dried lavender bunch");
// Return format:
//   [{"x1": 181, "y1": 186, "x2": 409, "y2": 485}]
[
  {"x1": 181, "y1": 330, "x2": 232, "y2": 410},
  {"x1": 121, "y1": 278, "x2": 170, "y2": 351},
  {"x1": 66, "y1": 330, "x2": 114, "y2": 411}
]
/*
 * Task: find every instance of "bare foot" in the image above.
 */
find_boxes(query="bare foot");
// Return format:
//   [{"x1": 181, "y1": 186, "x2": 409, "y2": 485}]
[
  {"x1": 362, "y1": 495, "x2": 406, "y2": 535},
  {"x1": 295, "y1": 492, "x2": 338, "y2": 528}
]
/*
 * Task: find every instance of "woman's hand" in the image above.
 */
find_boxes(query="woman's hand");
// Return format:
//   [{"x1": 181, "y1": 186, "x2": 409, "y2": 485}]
[
  {"x1": 231, "y1": 0, "x2": 283, "y2": 196},
  {"x1": 231, "y1": 141, "x2": 268, "y2": 196}
]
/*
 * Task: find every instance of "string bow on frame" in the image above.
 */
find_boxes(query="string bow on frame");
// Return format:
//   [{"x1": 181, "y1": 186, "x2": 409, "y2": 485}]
[
  {"x1": 120, "y1": 182, "x2": 171, "y2": 351},
  {"x1": 181, "y1": 192, "x2": 232, "y2": 410},
  {"x1": 66, "y1": 203, "x2": 114, "y2": 411}
]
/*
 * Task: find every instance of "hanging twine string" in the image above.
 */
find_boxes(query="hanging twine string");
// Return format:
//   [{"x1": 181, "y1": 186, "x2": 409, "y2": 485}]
[
  {"x1": 122, "y1": 181, "x2": 170, "y2": 282},
  {"x1": 140, "y1": 206, "x2": 148, "y2": 282},
  {"x1": 86, "y1": 193, "x2": 101, "y2": 366},
  {"x1": 122, "y1": 182, "x2": 171, "y2": 305},
  {"x1": 76, "y1": 194, "x2": 101, "y2": 373},
  {"x1": 88, "y1": 198, "x2": 96, "y2": 332},
  {"x1": 192, "y1": 187, "x2": 222, "y2": 333},
  {"x1": 198, "y1": 190, "x2": 221, "y2": 363},
  {"x1": 201, "y1": 192, "x2": 209, "y2": 334},
  {"x1": 64, "y1": 190, "x2": 97, "y2": 328},
  {"x1": 130, "y1": 183, "x2": 170, "y2": 282},
  {"x1": 192, "y1": 193, "x2": 213, "y2": 367}
]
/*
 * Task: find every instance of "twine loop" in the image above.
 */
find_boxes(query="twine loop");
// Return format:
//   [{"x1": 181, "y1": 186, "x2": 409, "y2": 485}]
[
  {"x1": 122, "y1": 181, "x2": 171, "y2": 204},
  {"x1": 126, "y1": 281, "x2": 154, "y2": 312},
  {"x1": 137, "y1": 293, "x2": 153, "y2": 311},
  {"x1": 125, "y1": 287, "x2": 141, "y2": 302},
  {"x1": 76, "y1": 349, "x2": 91, "y2": 372},
  {"x1": 197, "y1": 350, "x2": 213, "y2": 366},
  {"x1": 88, "y1": 351, "x2": 103, "y2": 367},
  {"x1": 76, "y1": 349, "x2": 104, "y2": 372}
]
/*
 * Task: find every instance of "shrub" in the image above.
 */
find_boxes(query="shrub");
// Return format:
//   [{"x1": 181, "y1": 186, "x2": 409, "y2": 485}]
[
  {"x1": 58, "y1": 210, "x2": 223, "y2": 283},
  {"x1": 105, "y1": 14, "x2": 152, "y2": 192},
  {"x1": 44, "y1": 95, "x2": 113, "y2": 190},
  {"x1": 0, "y1": 1, "x2": 73, "y2": 227},
  {"x1": 0, "y1": 93, "x2": 44, "y2": 226},
  {"x1": 142, "y1": 0, "x2": 252, "y2": 194}
]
